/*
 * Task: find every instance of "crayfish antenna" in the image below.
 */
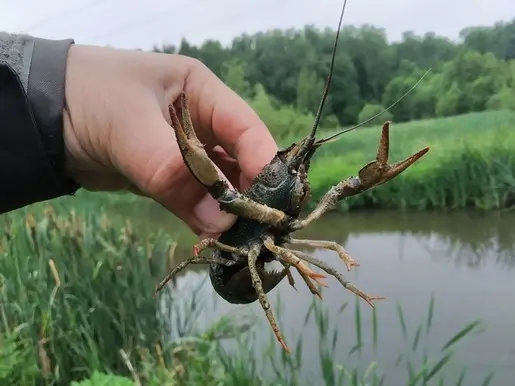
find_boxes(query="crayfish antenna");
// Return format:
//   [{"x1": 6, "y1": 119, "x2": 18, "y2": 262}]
[
  {"x1": 308, "y1": 0, "x2": 347, "y2": 141},
  {"x1": 292, "y1": 0, "x2": 349, "y2": 168}
]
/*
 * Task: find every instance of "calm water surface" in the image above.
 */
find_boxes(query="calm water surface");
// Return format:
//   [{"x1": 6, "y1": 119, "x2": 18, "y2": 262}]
[{"x1": 115, "y1": 202, "x2": 515, "y2": 386}]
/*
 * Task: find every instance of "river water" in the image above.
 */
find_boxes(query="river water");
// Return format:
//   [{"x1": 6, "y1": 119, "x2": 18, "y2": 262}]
[{"x1": 117, "y1": 201, "x2": 515, "y2": 386}]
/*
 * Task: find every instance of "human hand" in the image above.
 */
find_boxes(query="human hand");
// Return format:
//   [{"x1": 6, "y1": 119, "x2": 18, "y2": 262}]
[{"x1": 63, "y1": 45, "x2": 277, "y2": 237}]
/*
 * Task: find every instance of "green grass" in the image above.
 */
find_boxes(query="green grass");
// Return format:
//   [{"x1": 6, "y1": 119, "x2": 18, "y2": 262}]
[
  {"x1": 291, "y1": 110, "x2": 515, "y2": 211},
  {"x1": 0, "y1": 196, "x2": 491, "y2": 385}
]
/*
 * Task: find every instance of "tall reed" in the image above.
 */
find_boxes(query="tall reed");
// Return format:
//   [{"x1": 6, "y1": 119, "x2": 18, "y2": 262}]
[{"x1": 0, "y1": 202, "x2": 248, "y2": 385}]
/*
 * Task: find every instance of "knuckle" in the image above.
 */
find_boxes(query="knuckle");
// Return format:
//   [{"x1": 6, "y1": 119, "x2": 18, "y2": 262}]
[{"x1": 183, "y1": 56, "x2": 212, "y2": 79}]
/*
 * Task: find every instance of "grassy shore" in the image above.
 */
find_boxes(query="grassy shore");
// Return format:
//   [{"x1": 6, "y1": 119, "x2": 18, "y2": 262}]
[{"x1": 302, "y1": 110, "x2": 515, "y2": 211}]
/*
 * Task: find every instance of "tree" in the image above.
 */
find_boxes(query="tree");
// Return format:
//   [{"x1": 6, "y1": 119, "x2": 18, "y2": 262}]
[
  {"x1": 357, "y1": 103, "x2": 393, "y2": 126},
  {"x1": 151, "y1": 16, "x2": 514, "y2": 130},
  {"x1": 296, "y1": 63, "x2": 324, "y2": 115},
  {"x1": 460, "y1": 20, "x2": 515, "y2": 60},
  {"x1": 435, "y1": 82, "x2": 464, "y2": 117},
  {"x1": 437, "y1": 50, "x2": 509, "y2": 112},
  {"x1": 486, "y1": 85, "x2": 515, "y2": 111},
  {"x1": 221, "y1": 59, "x2": 252, "y2": 99},
  {"x1": 382, "y1": 75, "x2": 418, "y2": 122},
  {"x1": 392, "y1": 31, "x2": 457, "y2": 69}
]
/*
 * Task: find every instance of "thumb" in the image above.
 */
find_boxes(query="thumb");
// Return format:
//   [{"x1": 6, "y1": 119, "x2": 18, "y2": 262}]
[
  {"x1": 191, "y1": 193, "x2": 236, "y2": 237},
  {"x1": 189, "y1": 157, "x2": 239, "y2": 235}
]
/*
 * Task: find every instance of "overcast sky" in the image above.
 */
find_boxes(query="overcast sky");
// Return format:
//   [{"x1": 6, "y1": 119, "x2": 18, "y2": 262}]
[{"x1": 2, "y1": 0, "x2": 514, "y2": 50}]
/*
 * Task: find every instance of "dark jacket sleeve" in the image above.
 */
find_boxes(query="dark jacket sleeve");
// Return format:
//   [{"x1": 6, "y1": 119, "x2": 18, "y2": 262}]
[{"x1": 0, "y1": 33, "x2": 80, "y2": 214}]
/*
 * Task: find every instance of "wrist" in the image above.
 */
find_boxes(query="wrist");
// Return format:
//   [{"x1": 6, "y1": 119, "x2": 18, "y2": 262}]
[{"x1": 62, "y1": 45, "x2": 110, "y2": 179}]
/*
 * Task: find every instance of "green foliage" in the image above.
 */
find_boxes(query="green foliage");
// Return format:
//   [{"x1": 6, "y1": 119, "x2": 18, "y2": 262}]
[
  {"x1": 357, "y1": 103, "x2": 393, "y2": 126},
  {"x1": 0, "y1": 323, "x2": 39, "y2": 384},
  {"x1": 487, "y1": 84, "x2": 515, "y2": 110},
  {"x1": 296, "y1": 64, "x2": 324, "y2": 115},
  {"x1": 248, "y1": 83, "x2": 316, "y2": 140},
  {"x1": 460, "y1": 21, "x2": 515, "y2": 60},
  {"x1": 155, "y1": 18, "x2": 515, "y2": 129},
  {"x1": 70, "y1": 371, "x2": 134, "y2": 386},
  {"x1": 435, "y1": 82, "x2": 464, "y2": 117},
  {"x1": 222, "y1": 58, "x2": 252, "y2": 98}
]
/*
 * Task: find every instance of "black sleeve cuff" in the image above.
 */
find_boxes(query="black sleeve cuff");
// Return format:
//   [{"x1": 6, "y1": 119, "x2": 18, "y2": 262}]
[{"x1": 0, "y1": 37, "x2": 79, "y2": 213}]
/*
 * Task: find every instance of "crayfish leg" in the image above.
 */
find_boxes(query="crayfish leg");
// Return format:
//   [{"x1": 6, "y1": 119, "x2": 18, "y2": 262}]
[{"x1": 247, "y1": 244, "x2": 290, "y2": 353}]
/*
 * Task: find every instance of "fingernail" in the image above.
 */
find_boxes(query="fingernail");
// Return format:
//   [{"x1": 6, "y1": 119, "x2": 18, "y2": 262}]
[{"x1": 193, "y1": 193, "x2": 236, "y2": 234}]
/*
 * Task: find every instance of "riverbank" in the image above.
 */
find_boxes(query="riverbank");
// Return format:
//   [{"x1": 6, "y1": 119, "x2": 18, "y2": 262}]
[
  {"x1": 0, "y1": 199, "x2": 490, "y2": 385},
  {"x1": 60, "y1": 110, "x2": 515, "y2": 214},
  {"x1": 45, "y1": 109, "x2": 515, "y2": 215},
  {"x1": 305, "y1": 110, "x2": 515, "y2": 211}
]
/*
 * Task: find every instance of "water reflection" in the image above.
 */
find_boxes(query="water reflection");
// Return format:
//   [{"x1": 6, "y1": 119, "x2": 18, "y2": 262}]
[{"x1": 114, "y1": 201, "x2": 515, "y2": 271}]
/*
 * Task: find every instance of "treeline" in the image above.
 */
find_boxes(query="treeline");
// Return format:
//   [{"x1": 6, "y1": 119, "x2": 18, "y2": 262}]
[{"x1": 154, "y1": 19, "x2": 515, "y2": 138}]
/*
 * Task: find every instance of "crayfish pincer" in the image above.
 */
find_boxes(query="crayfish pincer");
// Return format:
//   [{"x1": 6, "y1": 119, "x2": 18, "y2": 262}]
[{"x1": 153, "y1": 2, "x2": 429, "y2": 353}]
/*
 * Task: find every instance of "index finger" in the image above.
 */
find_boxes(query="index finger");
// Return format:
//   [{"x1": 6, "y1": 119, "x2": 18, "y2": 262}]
[{"x1": 187, "y1": 63, "x2": 278, "y2": 181}]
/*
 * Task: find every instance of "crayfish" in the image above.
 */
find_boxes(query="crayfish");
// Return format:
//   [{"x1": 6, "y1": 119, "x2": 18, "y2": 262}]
[{"x1": 154, "y1": 0, "x2": 429, "y2": 353}]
